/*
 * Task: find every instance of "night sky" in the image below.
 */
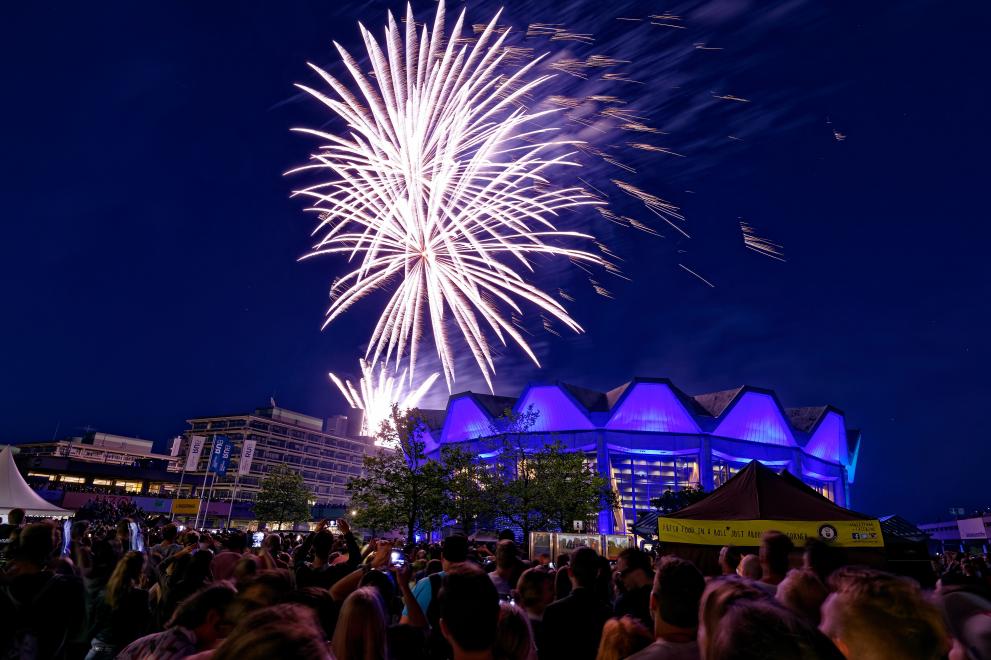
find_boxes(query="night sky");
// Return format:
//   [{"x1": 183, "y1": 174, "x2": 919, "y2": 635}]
[{"x1": 2, "y1": 1, "x2": 988, "y2": 523}]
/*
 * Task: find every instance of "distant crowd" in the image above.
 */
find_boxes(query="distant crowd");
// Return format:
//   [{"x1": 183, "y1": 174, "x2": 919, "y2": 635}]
[{"x1": 1, "y1": 505, "x2": 990, "y2": 660}]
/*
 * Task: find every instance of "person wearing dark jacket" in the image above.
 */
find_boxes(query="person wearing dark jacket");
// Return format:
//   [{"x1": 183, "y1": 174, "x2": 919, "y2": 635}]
[
  {"x1": 542, "y1": 547, "x2": 613, "y2": 660},
  {"x1": 293, "y1": 518, "x2": 360, "y2": 590}
]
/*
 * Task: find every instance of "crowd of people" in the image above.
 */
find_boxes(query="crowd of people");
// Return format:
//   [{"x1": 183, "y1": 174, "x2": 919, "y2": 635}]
[{"x1": 1, "y1": 506, "x2": 990, "y2": 660}]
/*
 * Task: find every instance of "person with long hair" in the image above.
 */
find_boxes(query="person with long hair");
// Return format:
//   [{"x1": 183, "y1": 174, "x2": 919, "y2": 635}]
[
  {"x1": 333, "y1": 586, "x2": 389, "y2": 660},
  {"x1": 86, "y1": 550, "x2": 151, "y2": 660}
]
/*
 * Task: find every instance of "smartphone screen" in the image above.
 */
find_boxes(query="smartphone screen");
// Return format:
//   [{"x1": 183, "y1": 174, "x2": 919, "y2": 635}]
[{"x1": 390, "y1": 550, "x2": 405, "y2": 566}]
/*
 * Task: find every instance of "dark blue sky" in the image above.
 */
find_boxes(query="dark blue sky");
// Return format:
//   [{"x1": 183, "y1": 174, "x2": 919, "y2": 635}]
[{"x1": 2, "y1": 1, "x2": 988, "y2": 522}]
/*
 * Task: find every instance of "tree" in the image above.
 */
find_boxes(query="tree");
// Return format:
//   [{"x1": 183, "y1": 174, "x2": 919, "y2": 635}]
[
  {"x1": 347, "y1": 405, "x2": 446, "y2": 545},
  {"x1": 254, "y1": 464, "x2": 314, "y2": 529},
  {"x1": 487, "y1": 407, "x2": 619, "y2": 542},
  {"x1": 538, "y1": 442, "x2": 618, "y2": 533},
  {"x1": 650, "y1": 484, "x2": 708, "y2": 514},
  {"x1": 440, "y1": 445, "x2": 497, "y2": 536}
]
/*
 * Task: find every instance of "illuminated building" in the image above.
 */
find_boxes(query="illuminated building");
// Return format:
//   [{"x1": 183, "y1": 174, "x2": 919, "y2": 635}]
[{"x1": 422, "y1": 378, "x2": 862, "y2": 534}]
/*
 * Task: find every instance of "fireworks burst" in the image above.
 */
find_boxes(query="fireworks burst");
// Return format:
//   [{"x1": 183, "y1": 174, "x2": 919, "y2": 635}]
[
  {"x1": 330, "y1": 359, "x2": 440, "y2": 442},
  {"x1": 290, "y1": 2, "x2": 610, "y2": 392}
]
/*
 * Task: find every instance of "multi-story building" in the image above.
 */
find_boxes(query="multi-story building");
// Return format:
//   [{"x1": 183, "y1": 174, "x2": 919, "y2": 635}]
[
  {"x1": 15, "y1": 432, "x2": 182, "y2": 493},
  {"x1": 180, "y1": 405, "x2": 372, "y2": 508}
]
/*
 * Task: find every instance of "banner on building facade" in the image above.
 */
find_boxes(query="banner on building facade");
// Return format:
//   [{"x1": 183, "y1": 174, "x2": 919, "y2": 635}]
[
  {"x1": 658, "y1": 518, "x2": 884, "y2": 548},
  {"x1": 238, "y1": 439, "x2": 257, "y2": 476},
  {"x1": 957, "y1": 517, "x2": 988, "y2": 540},
  {"x1": 184, "y1": 435, "x2": 206, "y2": 471}
]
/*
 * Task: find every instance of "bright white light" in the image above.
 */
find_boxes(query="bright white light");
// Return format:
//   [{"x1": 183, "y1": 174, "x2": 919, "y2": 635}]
[
  {"x1": 330, "y1": 359, "x2": 440, "y2": 443},
  {"x1": 291, "y1": 2, "x2": 605, "y2": 391}
]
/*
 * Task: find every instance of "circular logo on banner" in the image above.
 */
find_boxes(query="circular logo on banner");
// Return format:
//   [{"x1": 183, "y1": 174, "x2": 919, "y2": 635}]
[{"x1": 818, "y1": 524, "x2": 838, "y2": 542}]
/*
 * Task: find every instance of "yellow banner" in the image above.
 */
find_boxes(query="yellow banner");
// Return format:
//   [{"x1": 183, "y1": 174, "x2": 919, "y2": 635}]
[
  {"x1": 658, "y1": 518, "x2": 884, "y2": 548},
  {"x1": 171, "y1": 499, "x2": 201, "y2": 515}
]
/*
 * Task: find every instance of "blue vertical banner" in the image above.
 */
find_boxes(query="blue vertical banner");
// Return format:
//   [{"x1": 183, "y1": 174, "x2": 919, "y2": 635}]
[
  {"x1": 217, "y1": 437, "x2": 233, "y2": 477},
  {"x1": 209, "y1": 435, "x2": 232, "y2": 476}
]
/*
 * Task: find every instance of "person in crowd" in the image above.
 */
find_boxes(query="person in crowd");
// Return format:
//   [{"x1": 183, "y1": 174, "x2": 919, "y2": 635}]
[
  {"x1": 212, "y1": 603, "x2": 331, "y2": 660},
  {"x1": 439, "y1": 563, "x2": 501, "y2": 660},
  {"x1": 803, "y1": 539, "x2": 842, "y2": 584},
  {"x1": 554, "y1": 561, "x2": 573, "y2": 601},
  {"x1": 0, "y1": 522, "x2": 86, "y2": 660},
  {"x1": 159, "y1": 548, "x2": 215, "y2": 625},
  {"x1": 234, "y1": 569, "x2": 295, "y2": 614},
  {"x1": 820, "y1": 567, "x2": 949, "y2": 659},
  {"x1": 542, "y1": 547, "x2": 613, "y2": 660},
  {"x1": 402, "y1": 533, "x2": 470, "y2": 624},
  {"x1": 705, "y1": 596, "x2": 843, "y2": 660},
  {"x1": 940, "y1": 590, "x2": 991, "y2": 660},
  {"x1": 118, "y1": 582, "x2": 236, "y2": 660},
  {"x1": 295, "y1": 518, "x2": 360, "y2": 589},
  {"x1": 717, "y1": 546, "x2": 742, "y2": 577},
  {"x1": 627, "y1": 556, "x2": 705, "y2": 660},
  {"x1": 495, "y1": 602, "x2": 538, "y2": 660},
  {"x1": 597, "y1": 616, "x2": 652, "y2": 660},
  {"x1": 736, "y1": 554, "x2": 761, "y2": 581},
  {"x1": 490, "y1": 539, "x2": 524, "y2": 598},
  {"x1": 516, "y1": 568, "x2": 555, "y2": 652},
  {"x1": 333, "y1": 586, "x2": 389, "y2": 660},
  {"x1": 285, "y1": 587, "x2": 339, "y2": 642},
  {"x1": 776, "y1": 568, "x2": 829, "y2": 626},
  {"x1": 0, "y1": 507, "x2": 25, "y2": 561},
  {"x1": 698, "y1": 578, "x2": 768, "y2": 657},
  {"x1": 211, "y1": 531, "x2": 254, "y2": 581},
  {"x1": 151, "y1": 524, "x2": 183, "y2": 564},
  {"x1": 259, "y1": 533, "x2": 288, "y2": 569},
  {"x1": 86, "y1": 550, "x2": 152, "y2": 659},
  {"x1": 757, "y1": 531, "x2": 794, "y2": 593},
  {"x1": 614, "y1": 547, "x2": 655, "y2": 630}
]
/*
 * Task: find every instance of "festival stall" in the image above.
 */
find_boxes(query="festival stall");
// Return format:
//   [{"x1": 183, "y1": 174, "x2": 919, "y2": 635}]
[
  {"x1": 0, "y1": 445, "x2": 72, "y2": 519},
  {"x1": 657, "y1": 460, "x2": 884, "y2": 575}
]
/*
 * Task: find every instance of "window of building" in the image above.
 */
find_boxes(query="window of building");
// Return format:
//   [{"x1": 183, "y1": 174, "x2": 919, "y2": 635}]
[
  {"x1": 27, "y1": 472, "x2": 55, "y2": 480},
  {"x1": 803, "y1": 477, "x2": 836, "y2": 502},
  {"x1": 92, "y1": 479, "x2": 113, "y2": 486},
  {"x1": 249, "y1": 421, "x2": 269, "y2": 431},
  {"x1": 60, "y1": 476, "x2": 86, "y2": 484},
  {"x1": 228, "y1": 419, "x2": 246, "y2": 429},
  {"x1": 210, "y1": 421, "x2": 228, "y2": 430},
  {"x1": 115, "y1": 480, "x2": 143, "y2": 493},
  {"x1": 609, "y1": 454, "x2": 700, "y2": 525},
  {"x1": 271, "y1": 425, "x2": 287, "y2": 436},
  {"x1": 192, "y1": 422, "x2": 208, "y2": 430}
]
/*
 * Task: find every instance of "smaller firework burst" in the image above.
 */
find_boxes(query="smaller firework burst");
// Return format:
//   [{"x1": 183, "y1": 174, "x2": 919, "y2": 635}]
[{"x1": 330, "y1": 359, "x2": 440, "y2": 444}]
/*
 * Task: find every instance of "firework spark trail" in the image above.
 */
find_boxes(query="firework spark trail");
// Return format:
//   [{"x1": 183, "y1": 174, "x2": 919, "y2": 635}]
[
  {"x1": 678, "y1": 263, "x2": 715, "y2": 288},
  {"x1": 740, "y1": 221, "x2": 786, "y2": 261},
  {"x1": 330, "y1": 359, "x2": 440, "y2": 441},
  {"x1": 291, "y1": 2, "x2": 609, "y2": 392}
]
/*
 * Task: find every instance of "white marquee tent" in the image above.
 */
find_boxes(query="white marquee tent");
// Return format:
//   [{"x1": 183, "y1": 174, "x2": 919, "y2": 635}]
[{"x1": 0, "y1": 445, "x2": 72, "y2": 518}]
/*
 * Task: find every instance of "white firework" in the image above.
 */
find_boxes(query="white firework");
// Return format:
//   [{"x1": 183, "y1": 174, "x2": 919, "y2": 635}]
[
  {"x1": 330, "y1": 359, "x2": 441, "y2": 443},
  {"x1": 290, "y1": 2, "x2": 605, "y2": 391}
]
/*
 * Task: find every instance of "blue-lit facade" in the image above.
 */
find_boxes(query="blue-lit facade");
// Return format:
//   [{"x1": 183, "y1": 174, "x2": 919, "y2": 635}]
[{"x1": 422, "y1": 378, "x2": 862, "y2": 534}]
